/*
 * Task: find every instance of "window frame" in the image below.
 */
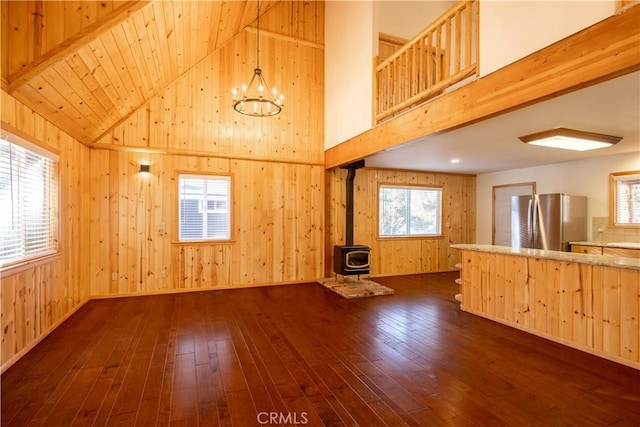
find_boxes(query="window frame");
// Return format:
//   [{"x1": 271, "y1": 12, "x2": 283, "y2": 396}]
[
  {"x1": 609, "y1": 170, "x2": 640, "y2": 228},
  {"x1": 0, "y1": 128, "x2": 60, "y2": 269},
  {"x1": 377, "y1": 183, "x2": 444, "y2": 239},
  {"x1": 176, "y1": 172, "x2": 234, "y2": 243}
]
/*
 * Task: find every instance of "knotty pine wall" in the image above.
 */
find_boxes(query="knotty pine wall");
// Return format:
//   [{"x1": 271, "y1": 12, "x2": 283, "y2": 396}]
[
  {"x1": 1, "y1": 91, "x2": 91, "y2": 372},
  {"x1": 86, "y1": 1, "x2": 325, "y2": 295},
  {"x1": 326, "y1": 167, "x2": 476, "y2": 277},
  {"x1": 88, "y1": 150, "x2": 324, "y2": 296}
]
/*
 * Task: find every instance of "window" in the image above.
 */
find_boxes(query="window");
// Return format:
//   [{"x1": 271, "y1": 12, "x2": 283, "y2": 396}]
[
  {"x1": 0, "y1": 133, "x2": 59, "y2": 266},
  {"x1": 178, "y1": 174, "x2": 231, "y2": 241},
  {"x1": 379, "y1": 184, "x2": 442, "y2": 237},
  {"x1": 610, "y1": 170, "x2": 640, "y2": 227}
]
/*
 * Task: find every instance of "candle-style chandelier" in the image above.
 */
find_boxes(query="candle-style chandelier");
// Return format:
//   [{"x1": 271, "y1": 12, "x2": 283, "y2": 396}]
[{"x1": 231, "y1": 0, "x2": 284, "y2": 117}]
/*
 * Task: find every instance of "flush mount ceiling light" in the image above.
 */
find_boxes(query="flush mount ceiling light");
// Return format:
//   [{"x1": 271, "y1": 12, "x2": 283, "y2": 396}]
[
  {"x1": 519, "y1": 128, "x2": 622, "y2": 151},
  {"x1": 231, "y1": 0, "x2": 284, "y2": 117}
]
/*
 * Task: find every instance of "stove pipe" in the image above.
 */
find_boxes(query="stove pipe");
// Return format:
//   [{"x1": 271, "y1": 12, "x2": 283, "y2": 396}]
[{"x1": 342, "y1": 160, "x2": 365, "y2": 246}]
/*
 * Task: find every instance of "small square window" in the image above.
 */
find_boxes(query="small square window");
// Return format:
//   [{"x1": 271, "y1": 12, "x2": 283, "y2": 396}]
[{"x1": 178, "y1": 174, "x2": 231, "y2": 241}]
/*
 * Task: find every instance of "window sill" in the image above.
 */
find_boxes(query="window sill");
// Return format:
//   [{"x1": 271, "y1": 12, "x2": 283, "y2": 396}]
[
  {"x1": 0, "y1": 252, "x2": 62, "y2": 278},
  {"x1": 376, "y1": 235, "x2": 444, "y2": 241},
  {"x1": 172, "y1": 240, "x2": 236, "y2": 246}
]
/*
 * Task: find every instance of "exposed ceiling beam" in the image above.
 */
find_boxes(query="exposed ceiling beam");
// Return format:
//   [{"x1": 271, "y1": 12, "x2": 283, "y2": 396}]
[
  {"x1": 324, "y1": 4, "x2": 640, "y2": 170},
  {"x1": 6, "y1": 1, "x2": 152, "y2": 94}
]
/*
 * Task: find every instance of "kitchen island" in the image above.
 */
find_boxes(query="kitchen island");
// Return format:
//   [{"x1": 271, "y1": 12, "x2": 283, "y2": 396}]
[{"x1": 452, "y1": 244, "x2": 640, "y2": 369}]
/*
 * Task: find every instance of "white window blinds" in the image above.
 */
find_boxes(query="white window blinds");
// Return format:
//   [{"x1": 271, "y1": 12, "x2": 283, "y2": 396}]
[
  {"x1": 178, "y1": 174, "x2": 231, "y2": 241},
  {"x1": 0, "y1": 135, "x2": 59, "y2": 266},
  {"x1": 613, "y1": 173, "x2": 640, "y2": 226}
]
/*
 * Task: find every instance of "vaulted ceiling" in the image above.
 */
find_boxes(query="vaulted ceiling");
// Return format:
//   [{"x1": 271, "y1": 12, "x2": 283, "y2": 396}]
[{"x1": 1, "y1": 0, "x2": 282, "y2": 145}]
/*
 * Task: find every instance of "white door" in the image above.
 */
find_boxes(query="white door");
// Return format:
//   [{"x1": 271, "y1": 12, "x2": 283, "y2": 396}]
[{"x1": 493, "y1": 183, "x2": 535, "y2": 246}]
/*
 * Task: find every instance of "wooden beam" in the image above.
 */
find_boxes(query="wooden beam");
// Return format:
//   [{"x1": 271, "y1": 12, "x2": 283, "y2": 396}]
[
  {"x1": 6, "y1": 1, "x2": 152, "y2": 94},
  {"x1": 244, "y1": 26, "x2": 324, "y2": 50},
  {"x1": 325, "y1": 4, "x2": 640, "y2": 170}
]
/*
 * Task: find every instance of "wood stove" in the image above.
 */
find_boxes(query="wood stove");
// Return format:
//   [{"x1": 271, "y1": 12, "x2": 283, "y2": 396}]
[
  {"x1": 333, "y1": 245, "x2": 370, "y2": 276},
  {"x1": 333, "y1": 160, "x2": 371, "y2": 278}
]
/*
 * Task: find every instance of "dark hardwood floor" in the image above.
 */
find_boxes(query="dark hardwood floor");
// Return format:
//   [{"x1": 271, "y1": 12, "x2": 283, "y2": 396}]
[{"x1": 2, "y1": 272, "x2": 639, "y2": 426}]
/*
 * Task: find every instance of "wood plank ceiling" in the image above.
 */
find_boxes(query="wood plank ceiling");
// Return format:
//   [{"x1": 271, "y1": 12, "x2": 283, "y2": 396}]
[{"x1": 1, "y1": 0, "x2": 281, "y2": 145}]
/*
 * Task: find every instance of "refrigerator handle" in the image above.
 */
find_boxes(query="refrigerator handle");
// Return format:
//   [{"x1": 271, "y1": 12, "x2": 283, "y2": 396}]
[
  {"x1": 532, "y1": 197, "x2": 539, "y2": 247},
  {"x1": 527, "y1": 198, "x2": 534, "y2": 247}
]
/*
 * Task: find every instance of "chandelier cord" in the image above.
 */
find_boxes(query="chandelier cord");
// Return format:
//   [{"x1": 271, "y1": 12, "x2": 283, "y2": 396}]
[{"x1": 256, "y1": 0, "x2": 260, "y2": 70}]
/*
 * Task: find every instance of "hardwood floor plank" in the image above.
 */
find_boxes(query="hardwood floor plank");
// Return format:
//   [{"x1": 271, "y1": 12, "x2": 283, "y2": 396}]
[{"x1": 2, "y1": 273, "x2": 639, "y2": 426}]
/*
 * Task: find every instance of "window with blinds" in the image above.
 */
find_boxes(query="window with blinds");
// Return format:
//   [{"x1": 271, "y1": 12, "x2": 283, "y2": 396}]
[
  {"x1": 611, "y1": 171, "x2": 640, "y2": 226},
  {"x1": 379, "y1": 184, "x2": 443, "y2": 237},
  {"x1": 0, "y1": 134, "x2": 59, "y2": 266},
  {"x1": 178, "y1": 174, "x2": 231, "y2": 241}
]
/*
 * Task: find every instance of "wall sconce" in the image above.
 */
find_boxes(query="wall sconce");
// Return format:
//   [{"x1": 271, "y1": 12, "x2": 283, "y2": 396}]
[
  {"x1": 139, "y1": 164, "x2": 150, "y2": 173},
  {"x1": 519, "y1": 128, "x2": 622, "y2": 151}
]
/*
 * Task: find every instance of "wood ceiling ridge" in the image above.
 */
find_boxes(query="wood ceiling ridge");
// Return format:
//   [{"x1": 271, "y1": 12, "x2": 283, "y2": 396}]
[{"x1": 6, "y1": 1, "x2": 152, "y2": 95}]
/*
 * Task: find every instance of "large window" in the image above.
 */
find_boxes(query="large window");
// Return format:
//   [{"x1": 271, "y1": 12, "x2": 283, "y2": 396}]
[
  {"x1": 610, "y1": 171, "x2": 640, "y2": 227},
  {"x1": 379, "y1": 184, "x2": 442, "y2": 237},
  {"x1": 178, "y1": 174, "x2": 231, "y2": 241},
  {"x1": 0, "y1": 133, "x2": 59, "y2": 266}
]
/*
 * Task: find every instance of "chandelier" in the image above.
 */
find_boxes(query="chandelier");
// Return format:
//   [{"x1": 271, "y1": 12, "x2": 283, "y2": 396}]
[{"x1": 232, "y1": 1, "x2": 284, "y2": 117}]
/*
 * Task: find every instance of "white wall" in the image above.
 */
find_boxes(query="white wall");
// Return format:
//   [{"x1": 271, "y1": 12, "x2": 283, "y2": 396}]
[
  {"x1": 480, "y1": 0, "x2": 614, "y2": 76},
  {"x1": 475, "y1": 152, "x2": 640, "y2": 244},
  {"x1": 375, "y1": 1, "x2": 454, "y2": 41},
  {"x1": 325, "y1": 1, "x2": 375, "y2": 150}
]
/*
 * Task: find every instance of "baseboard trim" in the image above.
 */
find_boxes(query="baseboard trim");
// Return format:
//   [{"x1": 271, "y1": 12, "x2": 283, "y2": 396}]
[{"x1": 89, "y1": 279, "x2": 315, "y2": 299}]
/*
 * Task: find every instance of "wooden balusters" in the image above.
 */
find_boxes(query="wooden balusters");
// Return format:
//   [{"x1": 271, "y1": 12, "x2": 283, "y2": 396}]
[{"x1": 374, "y1": 0, "x2": 479, "y2": 123}]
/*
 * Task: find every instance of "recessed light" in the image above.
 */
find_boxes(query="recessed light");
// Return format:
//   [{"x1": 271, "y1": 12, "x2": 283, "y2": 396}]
[
  {"x1": 519, "y1": 128, "x2": 622, "y2": 151},
  {"x1": 450, "y1": 159, "x2": 460, "y2": 164}
]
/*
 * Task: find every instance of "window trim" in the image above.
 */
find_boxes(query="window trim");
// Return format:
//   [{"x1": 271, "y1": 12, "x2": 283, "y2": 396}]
[
  {"x1": 377, "y1": 183, "x2": 444, "y2": 239},
  {"x1": 0, "y1": 127, "x2": 60, "y2": 269},
  {"x1": 175, "y1": 171, "x2": 234, "y2": 243},
  {"x1": 609, "y1": 170, "x2": 640, "y2": 228}
]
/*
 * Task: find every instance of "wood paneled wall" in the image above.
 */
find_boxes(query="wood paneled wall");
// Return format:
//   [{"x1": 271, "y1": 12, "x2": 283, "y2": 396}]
[
  {"x1": 86, "y1": 1, "x2": 326, "y2": 295},
  {"x1": 325, "y1": 167, "x2": 476, "y2": 277},
  {"x1": 1, "y1": 90, "x2": 91, "y2": 372},
  {"x1": 459, "y1": 250, "x2": 640, "y2": 369},
  {"x1": 89, "y1": 150, "x2": 324, "y2": 296}
]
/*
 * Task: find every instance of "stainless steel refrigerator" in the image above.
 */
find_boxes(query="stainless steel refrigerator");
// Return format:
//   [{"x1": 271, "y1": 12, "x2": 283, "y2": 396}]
[{"x1": 511, "y1": 193, "x2": 587, "y2": 251}]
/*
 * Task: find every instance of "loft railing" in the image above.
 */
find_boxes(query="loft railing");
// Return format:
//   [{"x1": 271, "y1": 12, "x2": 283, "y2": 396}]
[{"x1": 374, "y1": 0, "x2": 479, "y2": 123}]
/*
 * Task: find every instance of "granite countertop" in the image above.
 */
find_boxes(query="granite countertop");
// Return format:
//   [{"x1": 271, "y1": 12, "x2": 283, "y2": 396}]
[
  {"x1": 451, "y1": 244, "x2": 640, "y2": 271},
  {"x1": 570, "y1": 241, "x2": 640, "y2": 250}
]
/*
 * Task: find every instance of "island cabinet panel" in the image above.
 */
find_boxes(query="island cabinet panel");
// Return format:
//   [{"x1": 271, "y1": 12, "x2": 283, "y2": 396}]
[{"x1": 458, "y1": 248, "x2": 640, "y2": 369}]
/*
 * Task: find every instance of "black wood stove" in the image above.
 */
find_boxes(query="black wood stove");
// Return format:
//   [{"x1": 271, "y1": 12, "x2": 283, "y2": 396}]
[{"x1": 333, "y1": 160, "x2": 371, "y2": 277}]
